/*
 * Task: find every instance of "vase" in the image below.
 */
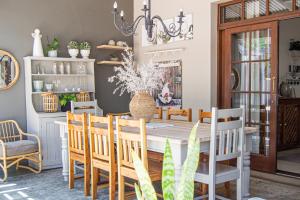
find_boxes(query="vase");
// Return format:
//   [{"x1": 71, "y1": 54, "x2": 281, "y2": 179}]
[
  {"x1": 129, "y1": 91, "x2": 156, "y2": 122},
  {"x1": 48, "y1": 50, "x2": 58, "y2": 57},
  {"x1": 33, "y1": 80, "x2": 44, "y2": 92},
  {"x1": 80, "y1": 49, "x2": 90, "y2": 59},
  {"x1": 68, "y1": 49, "x2": 79, "y2": 58},
  {"x1": 32, "y1": 29, "x2": 44, "y2": 57}
]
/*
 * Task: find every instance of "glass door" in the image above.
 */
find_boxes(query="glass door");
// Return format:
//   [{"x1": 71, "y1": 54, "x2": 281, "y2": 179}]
[{"x1": 223, "y1": 22, "x2": 278, "y2": 172}]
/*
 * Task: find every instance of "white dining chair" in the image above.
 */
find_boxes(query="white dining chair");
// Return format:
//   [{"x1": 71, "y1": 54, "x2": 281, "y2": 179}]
[
  {"x1": 71, "y1": 100, "x2": 102, "y2": 116},
  {"x1": 195, "y1": 106, "x2": 245, "y2": 200}
]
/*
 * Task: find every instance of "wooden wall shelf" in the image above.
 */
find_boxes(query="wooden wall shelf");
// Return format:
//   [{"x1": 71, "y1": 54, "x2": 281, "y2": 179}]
[
  {"x1": 96, "y1": 45, "x2": 132, "y2": 51},
  {"x1": 97, "y1": 60, "x2": 124, "y2": 65}
]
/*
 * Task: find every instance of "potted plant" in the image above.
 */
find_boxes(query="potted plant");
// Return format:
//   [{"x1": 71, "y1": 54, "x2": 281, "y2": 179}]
[
  {"x1": 133, "y1": 122, "x2": 200, "y2": 200},
  {"x1": 80, "y1": 41, "x2": 91, "y2": 59},
  {"x1": 59, "y1": 93, "x2": 76, "y2": 112},
  {"x1": 67, "y1": 41, "x2": 79, "y2": 58},
  {"x1": 46, "y1": 37, "x2": 59, "y2": 57},
  {"x1": 108, "y1": 48, "x2": 164, "y2": 122}
]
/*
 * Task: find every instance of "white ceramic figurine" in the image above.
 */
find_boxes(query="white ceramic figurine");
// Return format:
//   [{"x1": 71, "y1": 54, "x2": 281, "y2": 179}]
[{"x1": 32, "y1": 29, "x2": 44, "y2": 57}]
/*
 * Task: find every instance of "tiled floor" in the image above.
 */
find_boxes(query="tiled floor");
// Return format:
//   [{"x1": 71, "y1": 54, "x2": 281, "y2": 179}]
[{"x1": 0, "y1": 168, "x2": 300, "y2": 200}]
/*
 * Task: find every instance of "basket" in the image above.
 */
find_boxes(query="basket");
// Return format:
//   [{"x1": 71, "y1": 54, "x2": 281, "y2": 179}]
[
  {"x1": 42, "y1": 93, "x2": 58, "y2": 113},
  {"x1": 76, "y1": 92, "x2": 90, "y2": 102}
]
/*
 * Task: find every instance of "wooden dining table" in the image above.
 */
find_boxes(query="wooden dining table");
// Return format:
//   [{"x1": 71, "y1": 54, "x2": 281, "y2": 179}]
[{"x1": 55, "y1": 119, "x2": 258, "y2": 198}]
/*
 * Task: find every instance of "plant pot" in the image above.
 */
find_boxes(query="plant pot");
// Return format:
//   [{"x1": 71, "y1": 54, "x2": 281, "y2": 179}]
[
  {"x1": 80, "y1": 49, "x2": 90, "y2": 59},
  {"x1": 48, "y1": 50, "x2": 58, "y2": 57},
  {"x1": 129, "y1": 91, "x2": 156, "y2": 122},
  {"x1": 61, "y1": 101, "x2": 71, "y2": 112},
  {"x1": 68, "y1": 49, "x2": 79, "y2": 58},
  {"x1": 33, "y1": 80, "x2": 44, "y2": 92}
]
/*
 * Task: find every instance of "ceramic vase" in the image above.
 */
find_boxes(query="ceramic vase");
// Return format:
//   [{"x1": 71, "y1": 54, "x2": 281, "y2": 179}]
[
  {"x1": 129, "y1": 91, "x2": 156, "y2": 122},
  {"x1": 32, "y1": 29, "x2": 44, "y2": 57},
  {"x1": 48, "y1": 50, "x2": 58, "y2": 57},
  {"x1": 80, "y1": 49, "x2": 90, "y2": 59},
  {"x1": 68, "y1": 49, "x2": 79, "y2": 58},
  {"x1": 33, "y1": 80, "x2": 44, "y2": 92}
]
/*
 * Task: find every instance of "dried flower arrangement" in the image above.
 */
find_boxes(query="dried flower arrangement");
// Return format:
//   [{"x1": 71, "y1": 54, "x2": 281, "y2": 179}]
[{"x1": 108, "y1": 47, "x2": 164, "y2": 96}]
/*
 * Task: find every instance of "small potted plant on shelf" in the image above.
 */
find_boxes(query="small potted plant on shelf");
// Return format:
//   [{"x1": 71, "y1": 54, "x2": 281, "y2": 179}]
[
  {"x1": 59, "y1": 93, "x2": 76, "y2": 112},
  {"x1": 46, "y1": 37, "x2": 59, "y2": 57},
  {"x1": 80, "y1": 41, "x2": 91, "y2": 59},
  {"x1": 67, "y1": 41, "x2": 79, "y2": 58}
]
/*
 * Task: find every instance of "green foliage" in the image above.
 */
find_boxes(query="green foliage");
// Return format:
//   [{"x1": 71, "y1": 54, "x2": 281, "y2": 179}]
[
  {"x1": 67, "y1": 41, "x2": 79, "y2": 49},
  {"x1": 132, "y1": 151, "x2": 158, "y2": 200},
  {"x1": 59, "y1": 93, "x2": 76, "y2": 106},
  {"x1": 80, "y1": 41, "x2": 91, "y2": 50},
  {"x1": 132, "y1": 123, "x2": 200, "y2": 200},
  {"x1": 46, "y1": 37, "x2": 59, "y2": 51}
]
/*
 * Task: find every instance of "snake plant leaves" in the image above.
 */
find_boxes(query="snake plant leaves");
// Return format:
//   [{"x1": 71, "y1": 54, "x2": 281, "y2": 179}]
[
  {"x1": 132, "y1": 151, "x2": 158, "y2": 200},
  {"x1": 135, "y1": 183, "x2": 144, "y2": 200},
  {"x1": 162, "y1": 139, "x2": 175, "y2": 200},
  {"x1": 176, "y1": 122, "x2": 200, "y2": 200}
]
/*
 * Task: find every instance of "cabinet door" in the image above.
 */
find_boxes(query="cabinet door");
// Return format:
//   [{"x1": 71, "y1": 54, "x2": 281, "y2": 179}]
[
  {"x1": 282, "y1": 105, "x2": 299, "y2": 149},
  {"x1": 40, "y1": 117, "x2": 65, "y2": 169}
]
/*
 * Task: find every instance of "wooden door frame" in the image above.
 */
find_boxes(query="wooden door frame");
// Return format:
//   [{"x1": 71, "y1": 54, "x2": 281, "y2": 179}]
[{"x1": 219, "y1": 22, "x2": 278, "y2": 173}]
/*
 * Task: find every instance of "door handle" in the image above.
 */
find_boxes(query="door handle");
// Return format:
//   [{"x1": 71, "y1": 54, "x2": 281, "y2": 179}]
[{"x1": 272, "y1": 76, "x2": 276, "y2": 93}]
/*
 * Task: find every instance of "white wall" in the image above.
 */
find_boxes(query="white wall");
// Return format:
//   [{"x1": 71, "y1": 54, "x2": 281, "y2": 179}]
[
  {"x1": 134, "y1": 0, "x2": 221, "y2": 121},
  {"x1": 279, "y1": 18, "x2": 300, "y2": 97}
]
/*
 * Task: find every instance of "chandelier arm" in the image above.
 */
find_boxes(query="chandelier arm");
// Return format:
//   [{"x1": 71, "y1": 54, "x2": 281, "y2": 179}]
[
  {"x1": 152, "y1": 15, "x2": 183, "y2": 37},
  {"x1": 114, "y1": 14, "x2": 145, "y2": 36}
]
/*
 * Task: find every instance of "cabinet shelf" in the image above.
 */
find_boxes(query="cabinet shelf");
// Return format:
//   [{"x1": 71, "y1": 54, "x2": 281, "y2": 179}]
[
  {"x1": 32, "y1": 90, "x2": 94, "y2": 95},
  {"x1": 96, "y1": 61, "x2": 124, "y2": 65},
  {"x1": 96, "y1": 45, "x2": 132, "y2": 51}
]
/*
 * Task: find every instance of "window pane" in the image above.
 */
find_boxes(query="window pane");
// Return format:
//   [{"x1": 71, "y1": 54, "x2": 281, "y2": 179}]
[
  {"x1": 221, "y1": 3, "x2": 242, "y2": 23},
  {"x1": 269, "y1": 0, "x2": 293, "y2": 14},
  {"x1": 297, "y1": 0, "x2": 300, "y2": 9},
  {"x1": 251, "y1": 29, "x2": 271, "y2": 60},
  {"x1": 232, "y1": 32, "x2": 250, "y2": 61},
  {"x1": 232, "y1": 63, "x2": 250, "y2": 91},
  {"x1": 251, "y1": 62, "x2": 271, "y2": 92},
  {"x1": 245, "y1": 0, "x2": 267, "y2": 19},
  {"x1": 232, "y1": 93, "x2": 250, "y2": 123}
]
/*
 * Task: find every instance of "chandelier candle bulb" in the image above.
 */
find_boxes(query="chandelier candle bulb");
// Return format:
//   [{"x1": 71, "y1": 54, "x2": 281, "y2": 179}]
[
  {"x1": 120, "y1": 10, "x2": 124, "y2": 17},
  {"x1": 113, "y1": 1, "x2": 117, "y2": 9}
]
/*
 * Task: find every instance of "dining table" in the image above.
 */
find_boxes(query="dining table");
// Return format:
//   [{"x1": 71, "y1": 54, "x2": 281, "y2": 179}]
[{"x1": 55, "y1": 119, "x2": 258, "y2": 198}]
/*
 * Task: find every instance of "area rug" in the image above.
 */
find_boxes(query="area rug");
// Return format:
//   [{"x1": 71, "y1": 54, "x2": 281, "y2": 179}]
[{"x1": 1, "y1": 168, "x2": 300, "y2": 200}]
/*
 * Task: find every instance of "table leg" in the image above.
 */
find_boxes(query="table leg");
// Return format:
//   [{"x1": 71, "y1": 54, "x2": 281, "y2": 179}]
[
  {"x1": 60, "y1": 126, "x2": 69, "y2": 182},
  {"x1": 243, "y1": 151, "x2": 251, "y2": 198}
]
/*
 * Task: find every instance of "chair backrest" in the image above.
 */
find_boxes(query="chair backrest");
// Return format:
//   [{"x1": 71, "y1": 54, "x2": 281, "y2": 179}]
[
  {"x1": 67, "y1": 112, "x2": 89, "y2": 157},
  {"x1": 116, "y1": 118, "x2": 148, "y2": 172},
  {"x1": 199, "y1": 109, "x2": 212, "y2": 123},
  {"x1": 89, "y1": 115, "x2": 115, "y2": 166},
  {"x1": 166, "y1": 108, "x2": 192, "y2": 122},
  {"x1": 0, "y1": 120, "x2": 22, "y2": 142},
  {"x1": 154, "y1": 107, "x2": 163, "y2": 120},
  {"x1": 71, "y1": 100, "x2": 98, "y2": 115},
  {"x1": 209, "y1": 107, "x2": 245, "y2": 175}
]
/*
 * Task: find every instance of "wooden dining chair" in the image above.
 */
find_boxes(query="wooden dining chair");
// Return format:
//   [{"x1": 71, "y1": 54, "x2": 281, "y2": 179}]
[
  {"x1": 194, "y1": 107, "x2": 245, "y2": 200},
  {"x1": 154, "y1": 107, "x2": 163, "y2": 119},
  {"x1": 166, "y1": 108, "x2": 192, "y2": 122},
  {"x1": 89, "y1": 115, "x2": 116, "y2": 200},
  {"x1": 116, "y1": 118, "x2": 162, "y2": 200},
  {"x1": 67, "y1": 112, "x2": 90, "y2": 196},
  {"x1": 198, "y1": 108, "x2": 231, "y2": 198}
]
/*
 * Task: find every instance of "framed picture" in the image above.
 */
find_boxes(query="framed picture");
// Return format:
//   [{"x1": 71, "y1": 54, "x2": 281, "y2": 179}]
[{"x1": 154, "y1": 60, "x2": 182, "y2": 108}]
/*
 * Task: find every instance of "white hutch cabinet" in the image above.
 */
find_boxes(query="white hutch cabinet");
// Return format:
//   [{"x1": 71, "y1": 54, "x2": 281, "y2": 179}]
[{"x1": 24, "y1": 57, "x2": 97, "y2": 169}]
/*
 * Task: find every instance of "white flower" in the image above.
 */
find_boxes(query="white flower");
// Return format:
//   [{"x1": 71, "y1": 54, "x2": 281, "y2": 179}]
[{"x1": 108, "y1": 47, "x2": 164, "y2": 96}]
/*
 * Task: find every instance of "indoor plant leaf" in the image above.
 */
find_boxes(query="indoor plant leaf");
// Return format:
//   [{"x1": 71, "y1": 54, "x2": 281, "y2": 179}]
[
  {"x1": 176, "y1": 122, "x2": 200, "y2": 200},
  {"x1": 162, "y1": 139, "x2": 175, "y2": 200},
  {"x1": 132, "y1": 151, "x2": 158, "y2": 200}
]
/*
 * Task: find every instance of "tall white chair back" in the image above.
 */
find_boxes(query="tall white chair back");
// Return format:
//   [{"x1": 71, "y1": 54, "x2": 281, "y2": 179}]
[
  {"x1": 71, "y1": 100, "x2": 99, "y2": 115},
  {"x1": 195, "y1": 106, "x2": 245, "y2": 200}
]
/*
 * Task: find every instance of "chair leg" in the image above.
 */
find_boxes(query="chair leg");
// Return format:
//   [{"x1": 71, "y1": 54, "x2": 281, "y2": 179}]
[
  {"x1": 84, "y1": 163, "x2": 91, "y2": 196},
  {"x1": 208, "y1": 182, "x2": 215, "y2": 200},
  {"x1": 0, "y1": 160, "x2": 8, "y2": 182},
  {"x1": 224, "y1": 181, "x2": 231, "y2": 198},
  {"x1": 69, "y1": 159, "x2": 74, "y2": 189},
  {"x1": 109, "y1": 171, "x2": 116, "y2": 200},
  {"x1": 201, "y1": 184, "x2": 208, "y2": 200},
  {"x1": 118, "y1": 175, "x2": 125, "y2": 200},
  {"x1": 91, "y1": 167, "x2": 99, "y2": 200}
]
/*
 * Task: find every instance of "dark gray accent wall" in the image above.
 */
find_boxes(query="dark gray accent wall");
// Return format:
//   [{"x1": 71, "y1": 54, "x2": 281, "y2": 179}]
[{"x1": 0, "y1": 0, "x2": 132, "y2": 130}]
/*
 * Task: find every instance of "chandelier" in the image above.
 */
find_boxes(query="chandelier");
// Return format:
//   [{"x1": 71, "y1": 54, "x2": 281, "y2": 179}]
[{"x1": 113, "y1": 0, "x2": 185, "y2": 39}]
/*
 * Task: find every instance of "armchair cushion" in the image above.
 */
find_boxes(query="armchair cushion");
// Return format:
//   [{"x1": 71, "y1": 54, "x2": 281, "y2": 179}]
[{"x1": 0, "y1": 140, "x2": 38, "y2": 157}]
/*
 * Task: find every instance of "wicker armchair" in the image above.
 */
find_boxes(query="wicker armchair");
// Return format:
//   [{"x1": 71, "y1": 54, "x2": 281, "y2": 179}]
[{"x1": 0, "y1": 120, "x2": 42, "y2": 181}]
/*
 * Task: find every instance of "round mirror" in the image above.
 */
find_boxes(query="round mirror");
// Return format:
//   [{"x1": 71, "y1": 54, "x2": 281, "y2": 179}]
[{"x1": 0, "y1": 50, "x2": 19, "y2": 91}]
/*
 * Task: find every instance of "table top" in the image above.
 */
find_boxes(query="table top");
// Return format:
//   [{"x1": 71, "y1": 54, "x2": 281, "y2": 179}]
[{"x1": 55, "y1": 119, "x2": 258, "y2": 144}]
